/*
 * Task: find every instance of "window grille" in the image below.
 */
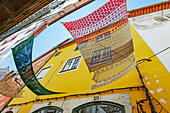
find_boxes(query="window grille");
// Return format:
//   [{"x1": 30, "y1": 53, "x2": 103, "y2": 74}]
[
  {"x1": 32, "y1": 106, "x2": 63, "y2": 113},
  {"x1": 59, "y1": 56, "x2": 81, "y2": 73},
  {"x1": 72, "y1": 101, "x2": 125, "y2": 113}
]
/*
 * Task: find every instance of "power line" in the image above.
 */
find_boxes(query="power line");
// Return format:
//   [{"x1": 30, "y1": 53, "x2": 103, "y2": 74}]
[
  {"x1": 148, "y1": 47, "x2": 170, "y2": 59},
  {"x1": 150, "y1": 94, "x2": 169, "y2": 113},
  {"x1": 137, "y1": 46, "x2": 170, "y2": 64}
]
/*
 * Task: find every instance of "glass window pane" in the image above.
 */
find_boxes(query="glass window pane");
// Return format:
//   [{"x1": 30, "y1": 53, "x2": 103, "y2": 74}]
[
  {"x1": 74, "y1": 46, "x2": 79, "y2": 51},
  {"x1": 56, "y1": 111, "x2": 62, "y2": 113},
  {"x1": 97, "y1": 105, "x2": 108, "y2": 113},
  {"x1": 47, "y1": 108, "x2": 55, "y2": 113},
  {"x1": 40, "y1": 109, "x2": 47, "y2": 113},
  {"x1": 63, "y1": 60, "x2": 73, "y2": 71},
  {"x1": 33, "y1": 107, "x2": 63, "y2": 113},
  {"x1": 76, "y1": 108, "x2": 85, "y2": 113},
  {"x1": 55, "y1": 109, "x2": 63, "y2": 113},
  {"x1": 60, "y1": 56, "x2": 81, "y2": 73},
  {"x1": 86, "y1": 105, "x2": 96, "y2": 113},
  {"x1": 73, "y1": 102, "x2": 124, "y2": 113},
  {"x1": 71, "y1": 57, "x2": 80, "y2": 69},
  {"x1": 37, "y1": 66, "x2": 51, "y2": 80},
  {"x1": 5, "y1": 111, "x2": 13, "y2": 113},
  {"x1": 55, "y1": 51, "x2": 62, "y2": 56},
  {"x1": 109, "y1": 105, "x2": 122, "y2": 113}
]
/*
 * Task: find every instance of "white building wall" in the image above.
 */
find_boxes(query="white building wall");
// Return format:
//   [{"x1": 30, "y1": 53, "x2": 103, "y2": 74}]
[{"x1": 129, "y1": 9, "x2": 170, "y2": 73}]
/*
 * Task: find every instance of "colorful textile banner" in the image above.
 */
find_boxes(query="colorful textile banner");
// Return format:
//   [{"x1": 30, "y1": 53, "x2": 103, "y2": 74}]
[
  {"x1": 0, "y1": 67, "x2": 12, "y2": 110},
  {"x1": 12, "y1": 35, "x2": 63, "y2": 95},
  {"x1": 62, "y1": 0, "x2": 136, "y2": 89},
  {"x1": 0, "y1": 71, "x2": 23, "y2": 97},
  {"x1": 0, "y1": 94, "x2": 11, "y2": 111},
  {"x1": 0, "y1": 66, "x2": 9, "y2": 80},
  {"x1": 0, "y1": 22, "x2": 46, "y2": 63}
]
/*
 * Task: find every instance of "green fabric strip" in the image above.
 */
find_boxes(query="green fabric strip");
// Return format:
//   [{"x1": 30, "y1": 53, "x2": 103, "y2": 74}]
[{"x1": 12, "y1": 35, "x2": 64, "y2": 95}]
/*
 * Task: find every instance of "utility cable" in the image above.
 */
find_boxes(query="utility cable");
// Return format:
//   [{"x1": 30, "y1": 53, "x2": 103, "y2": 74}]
[
  {"x1": 137, "y1": 46, "x2": 170, "y2": 64},
  {"x1": 148, "y1": 47, "x2": 170, "y2": 60},
  {"x1": 150, "y1": 94, "x2": 169, "y2": 113},
  {"x1": 7, "y1": 85, "x2": 144, "y2": 107}
]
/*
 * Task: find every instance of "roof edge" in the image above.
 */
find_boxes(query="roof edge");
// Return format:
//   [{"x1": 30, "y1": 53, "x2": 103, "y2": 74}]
[{"x1": 127, "y1": 1, "x2": 170, "y2": 18}]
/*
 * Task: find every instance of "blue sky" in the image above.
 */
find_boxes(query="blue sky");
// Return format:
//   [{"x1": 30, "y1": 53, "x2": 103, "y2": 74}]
[
  {"x1": 127, "y1": 0, "x2": 166, "y2": 10},
  {"x1": 33, "y1": 0, "x2": 167, "y2": 59},
  {"x1": 0, "y1": 0, "x2": 167, "y2": 71}
]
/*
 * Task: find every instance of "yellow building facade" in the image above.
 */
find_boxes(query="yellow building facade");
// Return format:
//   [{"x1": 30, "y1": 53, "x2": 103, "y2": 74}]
[
  {"x1": 2, "y1": 1, "x2": 170, "y2": 113},
  {"x1": 2, "y1": 22, "x2": 170, "y2": 113}
]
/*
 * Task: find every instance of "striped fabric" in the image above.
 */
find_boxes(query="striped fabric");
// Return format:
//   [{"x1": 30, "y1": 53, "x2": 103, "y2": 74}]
[{"x1": 62, "y1": 0, "x2": 136, "y2": 89}]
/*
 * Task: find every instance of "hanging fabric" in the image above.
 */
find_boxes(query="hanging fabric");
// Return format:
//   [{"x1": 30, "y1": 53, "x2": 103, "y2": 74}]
[
  {"x1": 0, "y1": 22, "x2": 46, "y2": 63},
  {"x1": 12, "y1": 35, "x2": 64, "y2": 95},
  {"x1": 62, "y1": 0, "x2": 136, "y2": 89},
  {"x1": 0, "y1": 71, "x2": 24, "y2": 98}
]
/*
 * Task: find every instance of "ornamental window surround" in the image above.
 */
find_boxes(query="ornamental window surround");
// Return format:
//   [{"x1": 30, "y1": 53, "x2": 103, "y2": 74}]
[
  {"x1": 59, "y1": 56, "x2": 81, "y2": 73},
  {"x1": 32, "y1": 106, "x2": 63, "y2": 113},
  {"x1": 72, "y1": 101, "x2": 125, "y2": 113}
]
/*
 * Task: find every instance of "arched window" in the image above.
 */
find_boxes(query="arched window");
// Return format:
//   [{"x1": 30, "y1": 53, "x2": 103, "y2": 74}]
[
  {"x1": 32, "y1": 106, "x2": 63, "y2": 113},
  {"x1": 72, "y1": 101, "x2": 125, "y2": 113},
  {"x1": 5, "y1": 111, "x2": 13, "y2": 113}
]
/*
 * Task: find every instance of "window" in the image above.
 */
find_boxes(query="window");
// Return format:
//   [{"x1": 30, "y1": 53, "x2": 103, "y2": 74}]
[
  {"x1": 36, "y1": 66, "x2": 52, "y2": 80},
  {"x1": 156, "y1": 17, "x2": 168, "y2": 21},
  {"x1": 72, "y1": 101, "x2": 125, "y2": 113},
  {"x1": 96, "y1": 31, "x2": 110, "y2": 42},
  {"x1": 32, "y1": 106, "x2": 63, "y2": 113},
  {"x1": 166, "y1": 15, "x2": 170, "y2": 18},
  {"x1": 54, "y1": 51, "x2": 62, "y2": 56},
  {"x1": 59, "y1": 56, "x2": 81, "y2": 73},
  {"x1": 5, "y1": 111, "x2": 13, "y2": 113},
  {"x1": 74, "y1": 46, "x2": 79, "y2": 51},
  {"x1": 155, "y1": 16, "x2": 170, "y2": 22},
  {"x1": 92, "y1": 47, "x2": 111, "y2": 64}
]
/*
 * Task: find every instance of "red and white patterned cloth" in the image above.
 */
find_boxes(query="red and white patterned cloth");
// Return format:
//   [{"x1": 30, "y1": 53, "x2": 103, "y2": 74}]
[
  {"x1": 62, "y1": 0, "x2": 127, "y2": 39},
  {"x1": 0, "y1": 22, "x2": 47, "y2": 63}
]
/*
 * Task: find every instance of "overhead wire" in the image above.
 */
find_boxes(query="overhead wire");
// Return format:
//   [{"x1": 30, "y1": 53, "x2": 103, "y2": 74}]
[
  {"x1": 7, "y1": 85, "x2": 144, "y2": 107},
  {"x1": 137, "y1": 46, "x2": 170, "y2": 64},
  {"x1": 3, "y1": 0, "x2": 170, "y2": 112},
  {"x1": 148, "y1": 47, "x2": 170, "y2": 60},
  {"x1": 150, "y1": 94, "x2": 169, "y2": 113}
]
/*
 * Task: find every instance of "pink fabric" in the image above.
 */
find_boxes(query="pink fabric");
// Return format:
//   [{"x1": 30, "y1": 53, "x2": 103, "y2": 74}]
[{"x1": 62, "y1": 0, "x2": 127, "y2": 39}]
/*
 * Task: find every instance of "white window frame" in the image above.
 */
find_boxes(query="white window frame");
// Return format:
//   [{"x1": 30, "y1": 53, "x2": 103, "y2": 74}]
[
  {"x1": 58, "y1": 56, "x2": 82, "y2": 74},
  {"x1": 92, "y1": 47, "x2": 111, "y2": 64},
  {"x1": 34, "y1": 58, "x2": 46, "y2": 68},
  {"x1": 36, "y1": 65, "x2": 53, "y2": 80}
]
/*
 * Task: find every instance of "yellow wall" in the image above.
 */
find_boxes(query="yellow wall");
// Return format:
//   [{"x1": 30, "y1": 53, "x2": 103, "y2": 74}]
[{"x1": 5, "y1": 23, "x2": 170, "y2": 113}]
